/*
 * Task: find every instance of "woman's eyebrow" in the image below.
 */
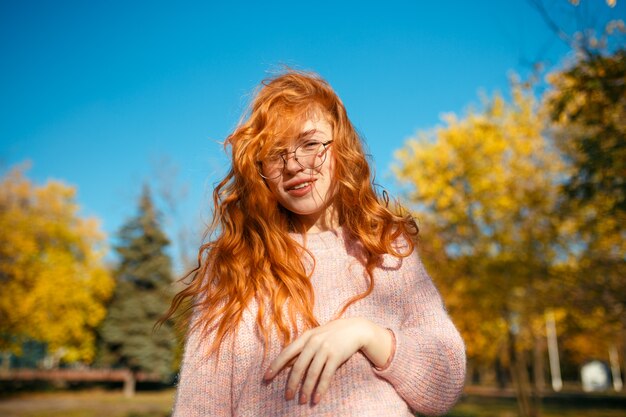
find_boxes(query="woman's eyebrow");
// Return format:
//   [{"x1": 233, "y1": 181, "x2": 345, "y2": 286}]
[{"x1": 297, "y1": 129, "x2": 323, "y2": 139}]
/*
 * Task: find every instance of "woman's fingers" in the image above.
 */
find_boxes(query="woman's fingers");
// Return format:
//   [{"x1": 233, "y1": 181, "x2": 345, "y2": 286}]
[
  {"x1": 285, "y1": 345, "x2": 317, "y2": 400},
  {"x1": 298, "y1": 349, "x2": 328, "y2": 403},
  {"x1": 264, "y1": 318, "x2": 372, "y2": 405},
  {"x1": 313, "y1": 357, "x2": 339, "y2": 403},
  {"x1": 264, "y1": 332, "x2": 310, "y2": 380}
]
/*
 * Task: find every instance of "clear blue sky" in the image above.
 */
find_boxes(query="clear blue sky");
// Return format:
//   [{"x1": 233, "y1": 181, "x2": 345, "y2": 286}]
[{"x1": 1, "y1": 0, "x2": 623, "y2": 268}]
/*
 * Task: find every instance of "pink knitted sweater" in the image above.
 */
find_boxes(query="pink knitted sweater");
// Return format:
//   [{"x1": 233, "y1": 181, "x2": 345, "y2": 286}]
[{"x1": 172, "y1": 228, "x2": 466, "y2": 416}]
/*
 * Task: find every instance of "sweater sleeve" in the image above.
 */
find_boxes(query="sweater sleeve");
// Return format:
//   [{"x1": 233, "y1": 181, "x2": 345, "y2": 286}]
[
  {"x1": 372, "y1": 249, "x2": 466, "y2": 416},
  {"x1": 172, "y1": 308, "x2": 234, "y2": 417}
]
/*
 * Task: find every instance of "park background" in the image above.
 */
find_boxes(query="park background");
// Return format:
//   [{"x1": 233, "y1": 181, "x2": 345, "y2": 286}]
[{"x1": 1, "y1": 0, "x2": 625, "y2": 416}]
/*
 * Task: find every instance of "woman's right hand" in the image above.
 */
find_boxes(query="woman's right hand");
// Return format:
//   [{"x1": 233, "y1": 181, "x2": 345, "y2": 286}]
[{"x1": 263, "y1": 317, "x2": 393, "y2": 405}]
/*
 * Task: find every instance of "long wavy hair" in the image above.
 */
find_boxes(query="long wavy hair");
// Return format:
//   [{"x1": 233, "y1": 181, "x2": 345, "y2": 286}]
[{"x1": 160, "y1": 69, "x2": 418, "y2": 357}]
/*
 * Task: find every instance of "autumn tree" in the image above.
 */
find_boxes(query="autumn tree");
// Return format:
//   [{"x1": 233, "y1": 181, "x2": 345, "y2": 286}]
[
  {"x1": 545, "y1": 48, "x2": 625, "y2": 217},
  {"x1": 527, "y1": 0, "x2": 623, "y2": 59},
  {"x1": 523, "y1": 0, "x2": 626, "y2": 390},
  {"x1": 395, "y1": 87, "x2": 571, "y2": 416},
  {"x1": 543, "y1": 45, "x2": 626, "y2": 378},
  {"x1": 0, "y1": 164, "x2": 114, "y2": 367},
  {"x1": 527, "y1": 0, "x2": 625, "y2": 217},
  {"x1": 98, "y1": 185, "x2": 176, "y2": 392}
]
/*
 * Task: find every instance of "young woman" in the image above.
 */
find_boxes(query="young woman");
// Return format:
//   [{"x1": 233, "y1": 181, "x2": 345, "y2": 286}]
[{"x1": 164, "y1": 70, "x2": 466, "y2": 416}]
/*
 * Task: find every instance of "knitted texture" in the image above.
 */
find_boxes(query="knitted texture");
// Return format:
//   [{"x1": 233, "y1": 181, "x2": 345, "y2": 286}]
[{"x1": 172, "y1": 228, "x2": 466, "y2": 416}]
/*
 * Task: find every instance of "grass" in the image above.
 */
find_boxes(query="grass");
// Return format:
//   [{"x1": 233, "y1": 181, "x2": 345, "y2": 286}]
[
  {"x1": 443, "y1": 396, "x2": 626, "y2": 417},
  {"x1": 1, "y1": 389, "x2": 624, "y2": 417},
  {"x1": 0, "y1": 389, "x2": 175, "y2": 417}
]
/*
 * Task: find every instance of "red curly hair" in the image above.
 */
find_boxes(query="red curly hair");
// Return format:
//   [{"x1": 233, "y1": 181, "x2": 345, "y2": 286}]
[{"x1": 161, "y1": 69, "x2": 418, "y2": 356}]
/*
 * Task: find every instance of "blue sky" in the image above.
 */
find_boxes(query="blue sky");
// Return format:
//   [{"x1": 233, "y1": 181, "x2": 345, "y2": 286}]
[{"x1": 1, "y1": 0, "x2": 624, "y2": 268}]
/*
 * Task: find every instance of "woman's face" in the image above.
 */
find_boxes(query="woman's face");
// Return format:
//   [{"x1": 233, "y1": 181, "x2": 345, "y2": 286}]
[{"x1": 263, "y1": 116, "x2": 337, "y2": 231}]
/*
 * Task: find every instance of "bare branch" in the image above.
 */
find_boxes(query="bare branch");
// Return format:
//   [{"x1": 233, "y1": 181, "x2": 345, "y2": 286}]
[{"x1": 526, "y1": 0, "x2": 574, "y2": 48}]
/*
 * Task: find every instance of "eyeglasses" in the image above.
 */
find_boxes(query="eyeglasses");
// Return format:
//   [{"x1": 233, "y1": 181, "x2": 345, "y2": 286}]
[{"x1": 258, "y1": 140, "x2": 333, "y2": 179}]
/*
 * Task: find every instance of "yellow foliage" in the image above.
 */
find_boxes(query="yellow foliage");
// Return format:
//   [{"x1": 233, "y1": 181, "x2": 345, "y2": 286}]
[
  {"x1": 395, "y1": 86, "x2": 571, "y2": 364},
  {"x1": 396, "y1": 87, "x2": 563, "y2": 252},
  {"x1": 0, "y1": 164, "x2": 114, "y2": 363}
]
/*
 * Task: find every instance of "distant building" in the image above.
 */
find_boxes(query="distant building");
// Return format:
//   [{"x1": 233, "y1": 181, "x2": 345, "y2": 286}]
[{"x1": 581, "y1": 360, "x2": 611, "y2": 392}]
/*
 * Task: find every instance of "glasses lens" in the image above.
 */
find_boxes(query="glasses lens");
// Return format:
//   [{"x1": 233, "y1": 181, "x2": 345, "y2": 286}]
[
  {"x1": 295, "y1": 141, "x2": 326, "y2": 169},
  {"x1": 260, "y1": 155, "x2": 283, "y2": 179},
  {"x1": 258, "y1": 141, "x2": 330, "y2": 179}
]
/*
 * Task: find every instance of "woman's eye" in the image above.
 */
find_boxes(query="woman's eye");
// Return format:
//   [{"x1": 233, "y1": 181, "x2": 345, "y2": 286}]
[{"x1": 301, "y1": 141, "x2": 320, "y2": 151}]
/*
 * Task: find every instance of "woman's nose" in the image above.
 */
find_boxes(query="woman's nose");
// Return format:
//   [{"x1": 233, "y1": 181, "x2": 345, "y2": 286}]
[{"x1": 283, "y1": 152, "x2": 303, "y2": 173}]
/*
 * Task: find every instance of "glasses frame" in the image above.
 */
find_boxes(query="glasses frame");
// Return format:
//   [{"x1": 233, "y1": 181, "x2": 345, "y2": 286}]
[{"x1": 258, "y1": 140, "x2": 333, "y2": 180}]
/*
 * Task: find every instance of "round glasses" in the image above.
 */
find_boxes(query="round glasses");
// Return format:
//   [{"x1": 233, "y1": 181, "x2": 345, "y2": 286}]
[{"x1": 259, "y1": 140, "x2": 333, "y2": 179}]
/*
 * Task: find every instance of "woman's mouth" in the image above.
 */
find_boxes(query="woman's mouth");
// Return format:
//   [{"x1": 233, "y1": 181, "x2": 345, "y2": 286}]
[{"x1": 287, "y1": 181, "x2": 314, "y2": 196}]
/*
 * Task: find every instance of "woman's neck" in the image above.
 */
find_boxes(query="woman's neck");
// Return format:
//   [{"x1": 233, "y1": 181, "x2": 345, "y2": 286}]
[{"x1": 294, "y1": 204, "x2": 339, "y2": 233}]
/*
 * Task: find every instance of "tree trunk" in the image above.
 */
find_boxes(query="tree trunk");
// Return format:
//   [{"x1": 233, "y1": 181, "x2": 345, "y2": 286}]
[
  {"x1": 478, "y1": 362, "x2": 496, "y2": 386},
  {"x1": 124, "y1": 370, "x2": 136, "y2": 398},
  {"x1": 466, "y1": 360, "x2": 475, "y2": 385},
  {"x1": 533, "y1": 335, "x2": 546, "y2": 392},
  {"x1": 509, "y1": 330, "x2": 540, "y2": 417},
  {"x1": 495, "y1": 356, "x2": 507, "y2": 389},
  {"x1": 1, "y1": 351, "x2": 10, "y2": 371}
]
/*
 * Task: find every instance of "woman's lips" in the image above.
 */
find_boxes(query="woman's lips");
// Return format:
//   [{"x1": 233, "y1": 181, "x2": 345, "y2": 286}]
[{"x1": 286, "y1": 181, "x2": 314, "y2": 197}]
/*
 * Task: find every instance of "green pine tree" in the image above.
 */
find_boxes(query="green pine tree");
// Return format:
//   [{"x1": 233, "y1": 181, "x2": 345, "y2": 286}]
[{"x1": 98, "y1": 185, "x2": 176, "y2": 390}]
